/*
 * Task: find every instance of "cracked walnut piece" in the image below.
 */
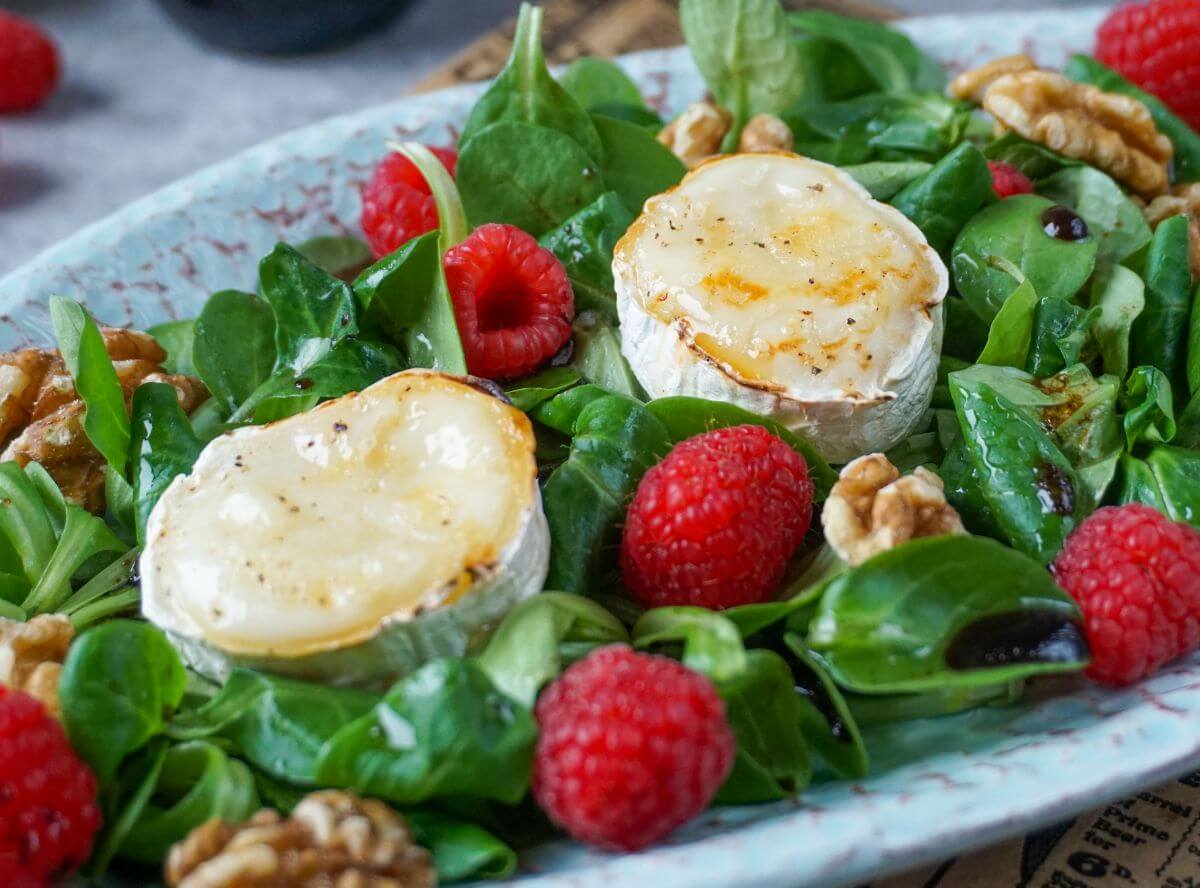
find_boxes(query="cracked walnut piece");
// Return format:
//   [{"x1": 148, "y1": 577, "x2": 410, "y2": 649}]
[
  {"x1": 1144, "y1": 182, "x2": 1200, "y2": 282},
  {"x1": 165, "y1": 790, "x2": 435, "y2": 888},
  {"x1": 0, "y1": 614, "x2": 73, "y2": 720},
  {"x1": 822, "y1": 453, "x2": 965, "y2": 566},
  {"x1": 0, "y1": 328, "x2": 207, "y2": 512},
  {"x1": 658, "y1": 103, "x2": 793, "y2": 168},
  {"x1": 981, "y1": 70, "x2": 1173, "y2": 197},
  {"x1": 948, "y1": 53, "x2": 1038, "y2": 104}
]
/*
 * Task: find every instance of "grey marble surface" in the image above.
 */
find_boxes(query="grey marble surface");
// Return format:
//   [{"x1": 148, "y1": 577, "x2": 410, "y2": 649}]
[{"x1": 0, "y1": 0, "x2": 1104, "y2": 275}]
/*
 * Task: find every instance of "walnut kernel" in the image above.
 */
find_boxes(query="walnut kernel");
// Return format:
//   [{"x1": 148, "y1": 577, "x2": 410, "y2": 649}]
[
  {"x1": 658, "y1": 102, "x2": 732, "y2": 168},
  {"x1": 736, "y1": 113, "x2": 794, "y2": 153},
  {"x1": 822, "y1": 453, "x2": 965, "y2": 566},
  {"x1": 165, "y1": 790, "x2": 435, "y2": 888},
  {"x1": 0, "y1": 614, "x2": 74, "y2": 719},
  {"x1": 982, "y1": 70, "x2": 1173, "y2": 197},
  {"x1": 948, "y1": 54, "x2": 1038, "y2": 104}
]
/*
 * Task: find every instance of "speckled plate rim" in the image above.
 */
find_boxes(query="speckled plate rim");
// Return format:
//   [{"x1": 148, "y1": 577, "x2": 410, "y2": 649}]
[{"x1": 8, "y1": 8, "x2": 1200, "y2": 888}]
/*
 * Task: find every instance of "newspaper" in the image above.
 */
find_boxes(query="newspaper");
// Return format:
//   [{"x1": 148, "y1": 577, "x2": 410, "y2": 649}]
[{"x1": 880, "y1": 770, "x2": 1200, "y2": 886}]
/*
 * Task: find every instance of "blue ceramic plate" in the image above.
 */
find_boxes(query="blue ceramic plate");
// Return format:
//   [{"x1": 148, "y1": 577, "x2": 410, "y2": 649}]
[{"x1": 8, "y1": 8, "x2": 1198, "y2": 887}]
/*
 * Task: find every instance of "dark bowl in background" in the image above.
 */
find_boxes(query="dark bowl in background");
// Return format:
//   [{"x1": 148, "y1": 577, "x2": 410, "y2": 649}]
[{"x1": 152, "y1": 0, "x2": 415, "y2": 55}]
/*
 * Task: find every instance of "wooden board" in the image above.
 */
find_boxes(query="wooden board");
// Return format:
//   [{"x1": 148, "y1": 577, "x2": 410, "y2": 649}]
[{"x1": 414, "y1": 0, "x2": 898, "y2": 91}]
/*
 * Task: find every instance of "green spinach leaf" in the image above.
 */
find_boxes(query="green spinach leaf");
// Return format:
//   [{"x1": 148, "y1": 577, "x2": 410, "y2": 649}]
[
  {"x1": 809, "y1": 535, "x2": 1088, "y2": 693},
  {"x1": 1130, "y1": 214, "x2": 1193, "y2": 400},
  {"x1": 115, "y1": 741, "x2": 259, "y2": 862},
  {"x1": 504, "y1": 367, "x2": 582, "y2": 413},
  {"x1": 60, "y1": 620, "x2": 187, "y2": 785},
  {"x1": 841, "y1": 160, "x2": 932, "y2": 200},
  {"x1": 1089, "y1": 263, "x2": 1145, "y2": 381},
  {"x1": 315, "y1": 659, "x2": 537, "y2": 806},
  {"x1": 681, "y1": 0, "x2": 806, "y2": 143},
  {"x1": 591, "y1": 113, "x2": 686, "y2": 212},
  {"x1": 789, "y1": 10, "x2": 945, "y2": 94},
  {"x1": 192, "y1": 289, "x2": 277, "y2": 417},
  {"x1": 977, "y1": 278, "x2": 1038, "y2": 368},
  {"x1": 540, "y1": 393, "x2": 672, "y2": 595},
  {"x1": 569, "y1": 311, "x2": 646, "y2": 400},
  {"x1": 457, "y1": 121, "x2": 607, "y2": 237},
  {"x1": 297, "y1": 235, "x2": 373, "y2": 281},
  {"x1": 1038, "y1": 166, "x2": 1151, "y2": 269},
  {"x1": 949, "y1": 368, "x2": 1081, "y2": 561},
  {"x1": 459, "y1": 3, "x2": 602, "y2": 163},
  {"x1": 477, "y1": 591, "x2": 628, "y2": 706},
  {"x1": 559, "y1": 56, "x2": 645, "y2": 112},
  {"x1": 167, "y1": 669, "x2": 377, "y2": 784},
  {"x1": 147, "y1": 320, "x2": 196, "y2": 377},
  {"x1": 538, "y1": 192, "x2": 634, "y2": 321},
  {"x1": 951, "y1": 194, "x2": 1098, "y2": 322},
  {"x1": 407, "y1": 811, "x2": 518, "y2": 882},
  {"x1": 984, "y1": 132, "x2": 1079, "y2": 180},
  {"x1": 1123, "y1": 365, "x2": 1177, "y2": 449},
  {"x1": 1025, "y1": 296, "x2": 1098, "y2": 377},
  {"x1": 890, "y1": 142, "x2": 995, "y2": 253},
  {"x1": 129, "y1": 382, "x2": 204, "y2": 543},
  {"x1": 49, "y1": 296, "x2": 131, "y2": 472}
]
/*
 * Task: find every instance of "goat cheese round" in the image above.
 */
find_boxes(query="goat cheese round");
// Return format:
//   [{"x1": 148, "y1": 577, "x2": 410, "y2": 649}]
[
  {"x1": 141, "y1": 369, "x2": 549, "y2": 689},
  {"x1": 614, "y1": 152, "x2": 948, "y2": 463}
]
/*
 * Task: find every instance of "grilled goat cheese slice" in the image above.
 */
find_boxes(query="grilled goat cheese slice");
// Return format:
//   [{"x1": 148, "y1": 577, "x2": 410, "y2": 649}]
[
  {"x1": 614, "y1": 153, "x2": 948, "y2": 463},
  {"x1": 141, "y1": 369, "x2": 548, "y2": 689}
]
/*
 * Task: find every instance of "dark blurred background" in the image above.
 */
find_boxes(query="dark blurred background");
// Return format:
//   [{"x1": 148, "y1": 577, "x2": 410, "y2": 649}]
[{"x1": 0, "y1": 0, "x2": 1104, "y2": 274}]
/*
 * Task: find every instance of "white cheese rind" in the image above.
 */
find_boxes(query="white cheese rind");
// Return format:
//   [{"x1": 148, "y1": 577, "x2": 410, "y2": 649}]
[
  {"x1": 614, "y1": 152, "x2": 947, "y2": 463},
  {"x1": 141, "y1": 370, "x2": 549, "y2": 690}
]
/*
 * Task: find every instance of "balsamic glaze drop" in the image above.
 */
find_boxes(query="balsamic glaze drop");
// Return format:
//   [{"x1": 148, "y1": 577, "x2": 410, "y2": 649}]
[
  {"x1": 1041, "y1": 205, "x2": 1089, "y2": 241},
  {"x1": 945, "y1": 611, "x2": 1087, "y2": 669}
]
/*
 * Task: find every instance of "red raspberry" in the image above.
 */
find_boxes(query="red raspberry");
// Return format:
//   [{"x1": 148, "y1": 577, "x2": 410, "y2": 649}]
[
  {"x1": 532, "y1": 645, "x2": 734, "y2": 851},
  {"x1": 987, "y1": 161, "x2": 1034, "y2": 198},
  {"x1": 0, "y1": 12, "x2": 60, "y2": 113},
  {"x1": 0, "y1": 687, "x2": 100, "y2": 886},
  {"x1": 1096, "y1": 0, "x2": 1200, "y2": 132},
  {"x1": 621, "y1": 424, "x2": 813, "y2": 610},
  {"x1": 1052, "y1": 503, "x2": 1200, "y2": 686},
  {"x1": 443, "y1": 223, "x2": 573, "y2": 380},
  {"x1": 360, "y1": 146, "x2": 458, "y2": 258}
]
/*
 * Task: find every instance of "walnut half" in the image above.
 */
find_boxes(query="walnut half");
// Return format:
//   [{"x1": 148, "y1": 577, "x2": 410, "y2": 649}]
[
  {"x1": 822, "y1": 454, "x2": 965, "y2": 566},
  {"x1": 0, "y1": 614, "x2": 74, "y2": 720},
  {"x1": 165, "y1": 790, "x2": 435, "y2": 888},
  {"x1": 981, "y1": 70, "x2": 1173, "y2": 198}
]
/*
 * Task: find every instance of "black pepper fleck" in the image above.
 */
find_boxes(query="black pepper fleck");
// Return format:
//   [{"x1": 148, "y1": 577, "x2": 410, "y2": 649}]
[{"x1": 333, "y1": 422, "x2": 348, "y2": 433}]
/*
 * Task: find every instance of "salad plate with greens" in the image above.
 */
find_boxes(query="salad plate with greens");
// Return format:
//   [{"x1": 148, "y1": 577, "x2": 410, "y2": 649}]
[{"x1": 3, "y1": 1, "x2": 1200, "y2": 886}]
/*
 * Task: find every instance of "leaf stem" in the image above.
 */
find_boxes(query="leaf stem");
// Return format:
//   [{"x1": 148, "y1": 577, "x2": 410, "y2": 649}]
[{"x1": 388, "y1": 142, "x2": 470, "y2": 249}]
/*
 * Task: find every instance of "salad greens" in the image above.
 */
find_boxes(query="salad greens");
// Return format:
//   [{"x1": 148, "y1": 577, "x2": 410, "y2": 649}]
[{"x1": 11, "y1": 1, "x2": 1200, "y2": 883}]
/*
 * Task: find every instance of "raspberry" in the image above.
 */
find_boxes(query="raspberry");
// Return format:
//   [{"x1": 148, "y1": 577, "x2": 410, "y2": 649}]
[
  {"x1": 360, "y1": 146, "x2": 458, "y2": 258},
  {"x1": 0, "y1": 687, "x2": 100, "y2": 885},
  {"x1": 443, "y1": 223, "x2": 574, "y2": 380},
  {"x1": 621, "y1": 424, "x2": 813, "y2": 610},
  {"x1": 1052, "y1": 503, "x2": 1200, "y2": 685},
  {"x1": 0, "y1": 12, "x2": 60, "y2": 113},
  {"x1": 987, "y1": 161, "x2": 1034, "y2": 198},
  {"x1": 1096, "y1": 0, "x2": 1200, "y2": 132},
  {"x1": 532, "y1": 645, "x2": 734, "y2": 851}
]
